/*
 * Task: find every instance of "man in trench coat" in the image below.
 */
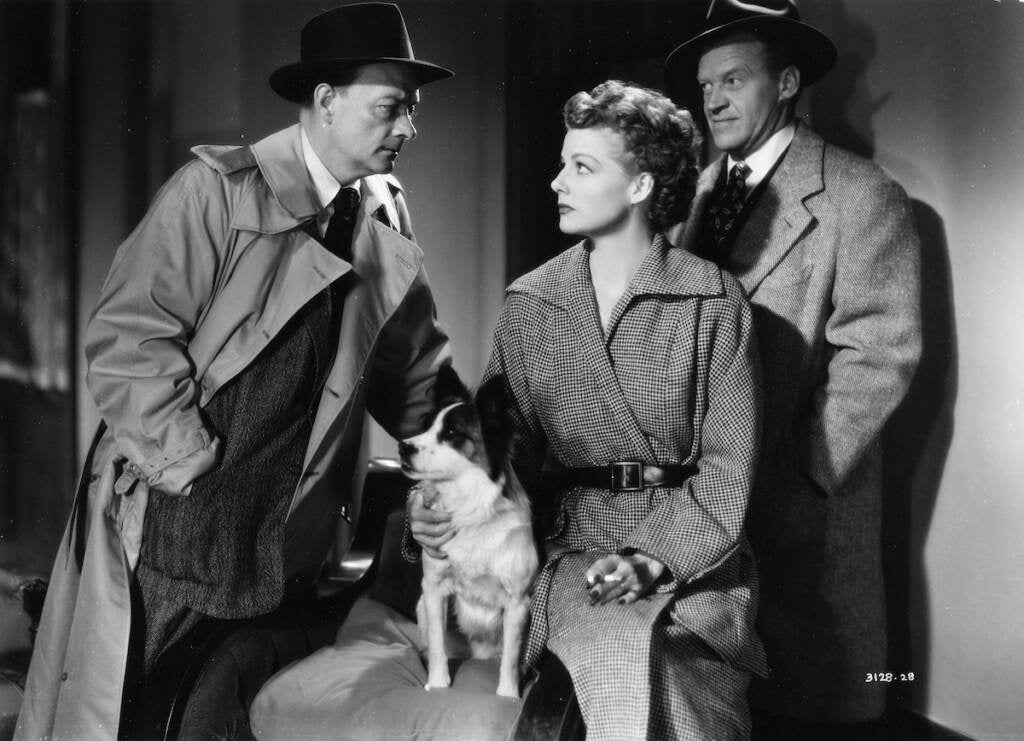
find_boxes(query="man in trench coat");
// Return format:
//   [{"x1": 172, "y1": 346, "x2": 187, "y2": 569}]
[
  {"x1": 667, "y1": 1, "x2": 922, "y2": 737},
  {"x1": 16, "y1": 4, "x2": 455, "y2": 739}
]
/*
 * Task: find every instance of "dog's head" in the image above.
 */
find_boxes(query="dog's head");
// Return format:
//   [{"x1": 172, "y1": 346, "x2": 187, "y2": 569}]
[{"x1": 399, "y1": 364, "x2": 512, "y2": 484}]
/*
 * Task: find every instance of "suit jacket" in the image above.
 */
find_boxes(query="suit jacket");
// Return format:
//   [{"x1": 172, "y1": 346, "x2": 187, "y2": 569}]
[
  {"x1": 677, "y1": 122, "x2": 922, "y2": 721},
  {"x1": 17, "y1": 124, "x2": 451, "y2": 740}
]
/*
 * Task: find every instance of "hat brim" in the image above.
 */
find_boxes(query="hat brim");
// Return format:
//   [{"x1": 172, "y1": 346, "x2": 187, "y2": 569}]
[
  {"x1": 666, "y1": 16, "x2": 837, "y2": 88},
  {"x1": 270, "y1": 58, "x2": 454, "y2": 103}
]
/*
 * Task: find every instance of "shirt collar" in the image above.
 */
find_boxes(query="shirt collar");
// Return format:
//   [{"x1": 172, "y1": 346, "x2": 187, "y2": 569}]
[
  {"x1": 727, "y1": 122, "x2": 796, "y2": 192},
  {"x1": 299, "y1": 125, "x2": 361, "y2": 210}
]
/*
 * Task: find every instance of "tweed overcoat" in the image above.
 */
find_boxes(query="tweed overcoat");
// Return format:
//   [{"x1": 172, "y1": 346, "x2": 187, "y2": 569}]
[
  {"x1": 676, "y1": 122, "x2": 922, "y2": 721},
  {"x1": 16, "y1": 124, "x2": 451, "y2": 740},
  {"x1": 487, "y1": 237, "x2": 767, "y2": 740}
]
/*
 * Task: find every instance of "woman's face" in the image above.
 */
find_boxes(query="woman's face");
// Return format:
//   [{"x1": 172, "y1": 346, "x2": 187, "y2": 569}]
[{"x1": 551, "y1": 126, "x2": 639, "y2": 238}]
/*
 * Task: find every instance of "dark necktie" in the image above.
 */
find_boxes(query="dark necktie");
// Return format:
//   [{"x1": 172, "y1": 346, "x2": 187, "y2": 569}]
[
  {"x1": 708, "y1": 161, "x2": 751, "y2": 252},
  {"x1": 323, "y1": 186, "x2": 361, "y2": 262}
]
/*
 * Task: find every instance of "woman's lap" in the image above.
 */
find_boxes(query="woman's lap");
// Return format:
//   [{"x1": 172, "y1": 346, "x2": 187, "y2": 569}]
[
  {"x1": 545, "y1": 553, "x2": 751, "y2": 741},
  {"x1": 250, "y1": 596, "x2": 520, "y2": 741}
]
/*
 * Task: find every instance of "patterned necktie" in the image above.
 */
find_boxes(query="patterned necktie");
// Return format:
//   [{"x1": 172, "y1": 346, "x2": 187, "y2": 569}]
[
  {"x1": 323, "y1": 186, "x2": 361, "y2": 262},
  {"x1": 708, "y1": 161, "x2": 751, "y2": 251}
]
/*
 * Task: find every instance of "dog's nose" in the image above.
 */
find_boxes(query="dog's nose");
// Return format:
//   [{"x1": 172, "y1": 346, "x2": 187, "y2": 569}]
[{"x1": 398, "y1": 441, "x2": 415, "y2": 459}]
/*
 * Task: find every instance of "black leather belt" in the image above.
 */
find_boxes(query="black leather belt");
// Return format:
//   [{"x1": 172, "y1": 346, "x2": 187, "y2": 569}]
[{"x1": 542, "y1": 461, "x2": 697, "y2": 492}]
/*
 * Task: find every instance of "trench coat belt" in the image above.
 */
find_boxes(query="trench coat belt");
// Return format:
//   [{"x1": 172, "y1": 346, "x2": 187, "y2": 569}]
[{"x1": 542, "y1": 461, "x2": 698, "y2": 492}]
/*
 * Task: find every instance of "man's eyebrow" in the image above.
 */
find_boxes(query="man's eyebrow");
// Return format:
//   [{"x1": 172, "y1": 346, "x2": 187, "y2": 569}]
[{"x1": 700, "y1": 64, "x2": 748, "y2": 82}]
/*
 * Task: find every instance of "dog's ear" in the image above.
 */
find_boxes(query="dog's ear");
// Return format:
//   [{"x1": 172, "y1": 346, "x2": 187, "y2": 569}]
[
  {"x1": 475, "y1": 374, "x2": 513, "y2": 481},
  {"x1": 432, "y1": 363, "x2": 471, "y2": 408}
]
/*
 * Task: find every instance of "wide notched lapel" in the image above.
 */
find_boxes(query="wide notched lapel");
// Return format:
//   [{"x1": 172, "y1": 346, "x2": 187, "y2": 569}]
[
  {"x1": 560, "y1": 246, "x2": 657, "y2": 461},
  {"x1": 728, "y1": 124, "x2": 823, "y2": 295}
]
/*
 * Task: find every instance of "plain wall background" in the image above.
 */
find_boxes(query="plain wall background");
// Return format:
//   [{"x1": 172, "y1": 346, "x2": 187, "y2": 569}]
[{"x1": 64, "y1": 1, "x2": 1024, "y2": 739}]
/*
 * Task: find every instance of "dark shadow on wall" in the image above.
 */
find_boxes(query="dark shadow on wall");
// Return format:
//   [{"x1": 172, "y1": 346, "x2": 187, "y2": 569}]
[
  {"x1": 881, "y1": 202, "x2": 957, "y2": 712},
  {"x1": 806, "y1": 3, "x2": 888, "y2": 161}
]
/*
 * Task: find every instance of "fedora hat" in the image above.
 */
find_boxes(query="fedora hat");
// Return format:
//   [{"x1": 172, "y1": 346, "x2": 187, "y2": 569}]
[
  {"x1": 665, "y1": 0, "x2": 836, "y2": 87},
  {"x1": 270, "y1": 2, "x2": 453, "y2": 103}
]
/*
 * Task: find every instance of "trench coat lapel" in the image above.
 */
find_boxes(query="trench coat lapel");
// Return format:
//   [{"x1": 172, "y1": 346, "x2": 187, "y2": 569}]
[
  {"x1": 301, "y1": 187, "x2": 423, "y2": 475},
  {"x1": 728, "y1": 124, "x2": 822, "y2": 295},
  {"x1": 559, "y1": 246, "x2": 657, "y2": 461}
]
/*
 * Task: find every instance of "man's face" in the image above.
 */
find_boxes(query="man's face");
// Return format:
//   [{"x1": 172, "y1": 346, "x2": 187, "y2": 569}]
[
  {"x1": 319, "y1": 62, "x2": 420, "y2": 182},
  {"x1": 697, "y1": 37, "x2": 796, "y2": 160}
]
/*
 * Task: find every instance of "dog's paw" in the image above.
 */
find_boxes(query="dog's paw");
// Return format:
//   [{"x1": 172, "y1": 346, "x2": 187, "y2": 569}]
[
  {"x1": 496, "y1": 681, "x2": 520, "y2": 699},
  {"x1": 425, "y1": 671, "x2": 451, "y2": 690}
]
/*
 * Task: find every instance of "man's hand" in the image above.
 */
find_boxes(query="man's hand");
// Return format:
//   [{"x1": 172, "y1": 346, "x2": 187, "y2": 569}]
[
  {"x1": 584, "y1": 552, "x2": 666, "y2": 605},
  {"x1": 407, "y1": 485, "x2": 455, "y2": 559}
]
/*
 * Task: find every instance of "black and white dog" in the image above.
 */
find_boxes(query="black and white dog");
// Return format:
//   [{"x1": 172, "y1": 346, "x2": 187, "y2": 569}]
[{"x1": 399, "y1": 365, "x2": 538, "y2": 698}]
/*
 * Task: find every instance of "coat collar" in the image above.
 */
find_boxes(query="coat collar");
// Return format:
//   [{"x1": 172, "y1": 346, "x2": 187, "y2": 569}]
[
  {"x1": 511, "y1": 235, "x2": 724, "y2": 310},
  {"x1": 226, "y1": 124, "x2": 404, "y2": 236}
]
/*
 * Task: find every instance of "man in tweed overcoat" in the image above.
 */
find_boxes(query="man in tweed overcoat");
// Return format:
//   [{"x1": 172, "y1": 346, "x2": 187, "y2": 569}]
[{"x1": 667, "y1": 0, "x2": 923, "y2": 734}]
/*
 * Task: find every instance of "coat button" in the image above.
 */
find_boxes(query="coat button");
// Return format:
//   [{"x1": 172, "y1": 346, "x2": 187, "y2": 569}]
[{"x1": 60, "y1": 672, "x2": 68, "y2": 681}]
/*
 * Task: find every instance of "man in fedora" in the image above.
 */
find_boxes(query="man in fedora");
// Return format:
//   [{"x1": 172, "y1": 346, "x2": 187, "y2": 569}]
[
  {"x1": 17, "y1": 4, "x2": 455, "y2": 739},
  {"x1": 667, "y1": 1, "x2": 922, "y2": 737}
]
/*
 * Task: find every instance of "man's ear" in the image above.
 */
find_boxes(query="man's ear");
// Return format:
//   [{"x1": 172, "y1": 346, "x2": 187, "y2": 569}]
[
  {"x1": 630, "y1": 172, "x2": 655, "y2": 206},
  {"x1": 312, "y1": 83, "x2": 336, "y2": 122},
  {"x1": 778, "y1": 65, "x2": 801, "y2": 103}
]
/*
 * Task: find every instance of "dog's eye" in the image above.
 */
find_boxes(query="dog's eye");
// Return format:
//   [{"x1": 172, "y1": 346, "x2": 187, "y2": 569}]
[{"x1": 440, "y1": 426, "x2": 463, "y2": 443}]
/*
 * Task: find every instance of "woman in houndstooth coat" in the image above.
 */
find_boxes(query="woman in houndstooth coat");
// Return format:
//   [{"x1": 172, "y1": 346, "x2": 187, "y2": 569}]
[{"x1": 485, "y1": 81, "x2": 768, "y2": 739}]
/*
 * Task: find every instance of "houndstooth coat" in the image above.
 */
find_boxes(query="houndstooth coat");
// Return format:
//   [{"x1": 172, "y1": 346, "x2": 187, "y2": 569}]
[{"x1": 486, "y1": 235, "x2": 768, "y2": 740}]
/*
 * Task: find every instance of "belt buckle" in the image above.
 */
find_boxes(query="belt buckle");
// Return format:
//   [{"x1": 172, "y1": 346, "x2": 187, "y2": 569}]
[{"x1": 611, "y1": 461, "x2": 643, "y2": 492}]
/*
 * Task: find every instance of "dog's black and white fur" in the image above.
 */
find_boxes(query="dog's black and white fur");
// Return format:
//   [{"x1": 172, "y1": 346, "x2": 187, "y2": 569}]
[{"x1": 399, "y1": 365, "x2": 538, "y2": 698}]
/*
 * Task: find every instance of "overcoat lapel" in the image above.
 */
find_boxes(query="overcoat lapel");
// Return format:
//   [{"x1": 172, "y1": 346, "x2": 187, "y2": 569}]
[
  {"x1": 561, "y1": 247, "x2": 657, "y2": 461},
  {"x1": 728, "y1": 124, "x2": 823, "y2": 294}
]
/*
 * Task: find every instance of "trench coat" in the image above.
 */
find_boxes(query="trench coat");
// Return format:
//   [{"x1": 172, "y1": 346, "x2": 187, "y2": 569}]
[
  {"x1": 16, "y1": 124, "x2": 451, "y2": 740},
  {"x1": 487, "y1": 236, "x2": 767, "y2": 740},
  {"x1": 676, "y1": 122, "x2": 922, "y2": 721}
]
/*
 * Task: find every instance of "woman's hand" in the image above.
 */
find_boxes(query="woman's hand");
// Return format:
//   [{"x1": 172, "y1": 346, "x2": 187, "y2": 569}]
[
  {"x1": 407, "y1": 484, "x2": 455, "y2": 559},
  {"x1": 584, "y1": 552, "x2": 666, "y2": 605}
]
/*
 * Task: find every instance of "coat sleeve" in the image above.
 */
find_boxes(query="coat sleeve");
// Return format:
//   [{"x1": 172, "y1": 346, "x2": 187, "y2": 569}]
[
  {"x1": 84, "y1": 162, "x2": 225, "y2": 496},
  {"x1": 623, "y1": 284, "x2": 763, "y2": 584},
  {"x1": 798, "y1": 173, "x2": 922, "y2": 494}
]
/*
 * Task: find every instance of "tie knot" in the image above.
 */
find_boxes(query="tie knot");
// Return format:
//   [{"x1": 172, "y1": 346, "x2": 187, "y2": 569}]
[
  {"x1": 332, "y1": 187, "x2": 360, "y2": 221},
  {"x1": 730, "y1": 161, "x2": 750, "y2": 183}
]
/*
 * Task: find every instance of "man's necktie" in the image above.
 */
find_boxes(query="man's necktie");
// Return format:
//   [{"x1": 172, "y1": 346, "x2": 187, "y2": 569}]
[
  {"x1": 323, "y1": 186, "x2": 361, "y2": 262},
  {"x1": 708, "y1": 161, "x2": 751, "y2": 252}
]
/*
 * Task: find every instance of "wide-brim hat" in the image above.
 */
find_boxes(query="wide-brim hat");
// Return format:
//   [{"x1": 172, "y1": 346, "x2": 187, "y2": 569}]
[
  {"x1": 665, "y1": 0, "x2": 837, "y2": 87},
  {"x1": 270, "y1": 2, "x2": 453, "y2": 103}
]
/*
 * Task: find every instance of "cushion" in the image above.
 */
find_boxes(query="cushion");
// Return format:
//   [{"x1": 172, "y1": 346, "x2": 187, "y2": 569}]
[{"x1": 249, "y1": 597, "x2": 520, "y2": 741}]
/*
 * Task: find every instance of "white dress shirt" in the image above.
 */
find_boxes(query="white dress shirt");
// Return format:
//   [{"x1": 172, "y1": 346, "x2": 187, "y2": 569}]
[
  {"x1": 727, "y1": 121, "x2": 796, "y2": 198},
  {"x1": 300, "y1": 125, "x2": 361, "y2": 237}
]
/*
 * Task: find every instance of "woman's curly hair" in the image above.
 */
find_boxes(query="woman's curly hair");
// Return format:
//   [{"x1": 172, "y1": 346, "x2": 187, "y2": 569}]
[{"x1": 563, "y1": 80, "x2": 701, "y2": 232}]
